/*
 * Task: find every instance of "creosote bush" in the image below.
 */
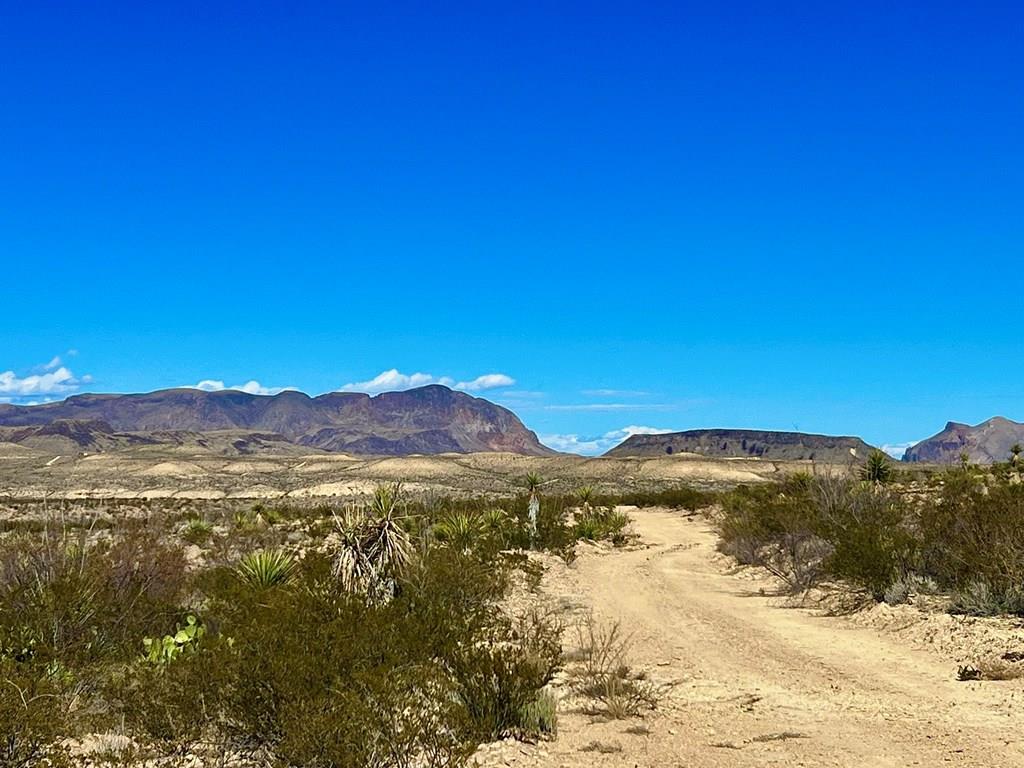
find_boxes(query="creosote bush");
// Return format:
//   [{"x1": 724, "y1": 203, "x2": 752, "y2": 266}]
[
  {"x1": 0, "y1": 484, "x2": 572, "y2": 766},
  {"x1": 717, "y1": 461, "x2": 1024, "y2": 615}
]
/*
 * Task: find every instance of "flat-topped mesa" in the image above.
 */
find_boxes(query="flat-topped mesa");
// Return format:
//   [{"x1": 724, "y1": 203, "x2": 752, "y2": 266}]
[
  {"x1": 0, "y1": 385, "x2": 554, "y2": 457},
  {"x1": 904, "y1": 416, "x2": 1024, "y2": 464},
  {"x1": 605, "y1": 428, "x2": 876, "y2": 462}
]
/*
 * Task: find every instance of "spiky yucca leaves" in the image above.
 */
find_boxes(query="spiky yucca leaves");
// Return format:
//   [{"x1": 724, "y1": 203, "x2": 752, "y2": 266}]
[
  {"x1": 482, "y1": 508, "x2": 511, "y2": 539},
  {"x1": 332, "y1": 484, "x2": 414, "y2": 601},
  {"x1": 235, "y1": 549, "x2": 296, "y2": 589},
  {"x1": 434, "y1": 511, "x2": 488, "y2": 553},
  {"x1": 859, "y1": 449, "x2": 893, "y2": 485},
  {"x1": 576, "y1": 485, "x2": 596, "y2": 516}
]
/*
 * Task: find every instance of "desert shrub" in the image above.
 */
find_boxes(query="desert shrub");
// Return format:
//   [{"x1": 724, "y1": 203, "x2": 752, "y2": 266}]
[
  {"x1": 597, "y1": 486, "x2": 714, "y2": 511},
  {"x1": 717, "y1": 475, "x2": 832, "y2": 590},
  {"x1": 574, "y1": 506, "x2": 631, "y2": 544},
  {"x1": 451, "y1": 639, "x2": 554, "y2": 740},
  {"x1": 121, "y1": 540, "x2": 559, "y2": 765},
  {"x1": 918, "y1": 469, "x2": 1024, "y2": 613},
  {"x1": 181, "y1": 518, "x2": 213, "y2": 545},
  {"x1": 0, "y1": 522, "x2": 189, "y2": 666},
  {"x1": 0, "y1": 657, "x2": 72, "y2": 768},
  {"x1": 568, "y1": 618, "x2": 657, "y2": 718},
  {"x1": 882, "y1": 574, "x2": 940, "y2": 605},
  {"x1": 950, "y1": 580, "x2": 1024, "y2": 617},
  {"x1": 518, "y1": 689, "x2": 558, "y2": 737},
  {"x1": 976, "y1": 655, "x2": 1024, "y2": 681},
  {"x1": 814, "y1": 477, "x2": 915, "y2": 599},
  {"x1": 718, "y1": 474, "x2": 915, "y2": 597}
]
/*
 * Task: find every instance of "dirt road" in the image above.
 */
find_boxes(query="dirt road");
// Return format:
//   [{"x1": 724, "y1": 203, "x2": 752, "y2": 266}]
[{"x1": 504, "y1": 508, "x2": 1024, "y2": 767}]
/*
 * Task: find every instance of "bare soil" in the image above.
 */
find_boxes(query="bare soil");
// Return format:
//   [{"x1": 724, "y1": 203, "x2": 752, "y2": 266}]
[
  {"x1": 482, "y1": 508, "x2": 1024, "y2": 767},
  {"x1": 0, "y1": 448, "x2": 794, "y2": 499}
]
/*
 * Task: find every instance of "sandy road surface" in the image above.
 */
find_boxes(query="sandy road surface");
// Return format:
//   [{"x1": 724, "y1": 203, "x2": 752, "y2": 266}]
[{"x1": 512, "y1": 509, "x2": 1024, "y2": 767}]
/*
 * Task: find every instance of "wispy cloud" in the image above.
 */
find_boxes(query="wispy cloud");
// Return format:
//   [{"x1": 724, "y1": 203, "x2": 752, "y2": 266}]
[
  {"x1": 0, "y1": 356, "x2": 91, "y2": 402},
  {"x1": 455, "y1": 373, "x2": 516, "y2": 391},
  {"x1": 188, "y1": 379, "x2": 296, "y2": 396},
  {"x1": 542, "y1": 425, "x2": 676, "y2": 456},
  {"x1": 338, "y1": 369, "x2": 516, "y2": 395}
]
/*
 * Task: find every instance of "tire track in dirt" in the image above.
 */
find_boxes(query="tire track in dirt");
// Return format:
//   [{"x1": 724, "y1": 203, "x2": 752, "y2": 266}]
[{"x1": 515, "y1": 508, "x2": 1024, "y2": 767}]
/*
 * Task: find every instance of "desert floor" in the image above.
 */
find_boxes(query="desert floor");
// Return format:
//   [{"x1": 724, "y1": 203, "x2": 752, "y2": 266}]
[
  {"x1": 480, "y1": 507, "x2": 1024, "y2": 767},
  {"x1": 0, "y1": 448, "x2": 797, "y2": 499}
]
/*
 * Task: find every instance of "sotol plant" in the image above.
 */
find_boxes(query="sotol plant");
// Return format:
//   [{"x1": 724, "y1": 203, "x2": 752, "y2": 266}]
[{"x1": 236, "y1": 549, "x2": 297, "y2": 589}]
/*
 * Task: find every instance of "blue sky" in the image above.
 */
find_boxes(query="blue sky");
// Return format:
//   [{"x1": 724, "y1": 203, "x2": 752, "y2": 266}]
[{"x1": 2, "y1": 2, "x2": 1022, "y2": 455}]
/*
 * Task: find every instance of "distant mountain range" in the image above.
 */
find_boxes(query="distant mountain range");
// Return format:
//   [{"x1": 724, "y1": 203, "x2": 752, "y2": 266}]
[
  {"x1": 902, "y1": 417, "x2": 1024, "y2": 464},
  {"x1": 604, "y1": 428, "x2": 876, "y2": 462},
  {"x1": 5, "y1": 387, "x2": 1020, "y2": 465},
  {"x1": 0, "y1": 386, "x2": 554, "y2": 456}
]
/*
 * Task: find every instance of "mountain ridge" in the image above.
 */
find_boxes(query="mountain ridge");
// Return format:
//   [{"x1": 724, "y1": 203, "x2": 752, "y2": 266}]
[
  {"x1": 0, "y1": 385, "x2": 554, "y2": 457},
  {"x1": 903, "y1": 416, "x2": 1024, "y2": 464},
  {"x1": 605, "y1": 428, "x2": 876, "y2": 461}
]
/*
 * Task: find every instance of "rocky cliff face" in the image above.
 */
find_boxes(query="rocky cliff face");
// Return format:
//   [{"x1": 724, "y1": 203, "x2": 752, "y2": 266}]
[
  {"x1": 903, "y1": 417, "x2": 1024, "y2": 464},
  {"x1": 0, "y1": 386, "x2": 553, "y2": 456},
  {"x1": 605, "y1": 428, "x2": 875, "y2": 462}
]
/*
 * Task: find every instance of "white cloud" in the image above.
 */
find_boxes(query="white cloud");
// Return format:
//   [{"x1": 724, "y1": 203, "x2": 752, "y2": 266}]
[
  {"x1": 188, "y1": 379, "x2": 295, "y2": 396},
  {"x1": 542, "y1": 425, "x2": 675, "y2": 456},
  {"x1": 455, "y1": 373, "x2": 516, "y2": 391},
  {"x1": 0, "y1": 364, "x2": 83, "y2": 397},
  {"x1": 338, "y1": 369, "x2": 515, "y2": 395},
  {"x1": 43, "y1": 356, "x2": 62, "y2": 371},
  {"x1": 881, "y1": 441, "x2": 915, "y2": 460},
  {"x1": 338, "y1": 369, "x2": 451, "y2": 394}
]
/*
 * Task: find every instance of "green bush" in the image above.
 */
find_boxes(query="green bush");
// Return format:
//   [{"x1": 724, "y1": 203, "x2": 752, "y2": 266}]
[
  {"x1": 816, "y1": 480, "x2": 915, "y2": 599},
  {"x1": 0, "y1": 489, "x2": 569, "y2": 765},
  {"x1": 181, "y1": 518, "x2": 213, "y2": 545},
  {"x1": 518, "y1": 689, "x2": 558, "y2": 737},
  {"x1": 0, "y1": 657, "x2": 72, "y2": 768},
  {"x1": 116, "y1": 537, "x2": 560, "y2": 764},
  {"x1": 574, "y1": 506, "x2": 631, "y2": 544},
  {"x1": 918, "y1": 469, "x2": 1024, "y2": 608},
  {"x1": 596, "y1": 486, "x2": 714, "y2": 510},
  {"x1": 717, "y1": 474, "x2": 914, "y2": 597}
]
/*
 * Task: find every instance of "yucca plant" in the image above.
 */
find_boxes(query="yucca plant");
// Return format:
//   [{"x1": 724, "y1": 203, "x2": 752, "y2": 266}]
[
  {"x1": 576, "y1": 485, "x2": 595, "y2": 514},
  {"x1": 482, "y1": 508, "x2": 511, "y2": 539},
  {"x1": 235, "y1": 549, "x2": 296, "y2": 589},
  {"x1": 434, "y1": 510, "x2": 487, "y2": 553},
  {"x1": 859, "y1": 449, "x2": 893, "y2": 485},
  {"x1": 525, "y1": 473, "x2": 543, "y2": 539},
  {"x1": 182, "y1": 518, "x2": 214, "y2": 545},
  {"x1": 332, "y1": 483, "x2": 414, "y2": 601}
]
